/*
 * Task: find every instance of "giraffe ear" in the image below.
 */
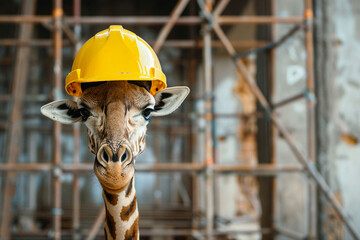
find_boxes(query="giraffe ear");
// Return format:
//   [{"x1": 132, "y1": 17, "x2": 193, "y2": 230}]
[
  {"x1": 152, "y1": 86, "x2": 190, "y2": 117},
  {"x1": 40, "y1": 99, "x2": 82, "y2": 124}
]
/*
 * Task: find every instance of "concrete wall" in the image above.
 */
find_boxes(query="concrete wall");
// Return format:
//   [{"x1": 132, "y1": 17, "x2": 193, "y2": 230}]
[
  {"x1": 260, "y1": 1, "x2": 309, "y2": 237},
  {"x1": 274, "y1": 0, "x2": 360, "y2": 238},
  {"x1": 316, "y1": 0, "x2": 360, "y2": 238}
]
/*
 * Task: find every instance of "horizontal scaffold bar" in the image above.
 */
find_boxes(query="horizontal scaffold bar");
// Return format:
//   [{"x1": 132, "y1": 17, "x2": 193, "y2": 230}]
[
  {"x1": 0, "y1": 15, "x2": 304, "y2": 25},
  {"x1": 0, "y1": 163, "x2": 303, "y2": 175}
]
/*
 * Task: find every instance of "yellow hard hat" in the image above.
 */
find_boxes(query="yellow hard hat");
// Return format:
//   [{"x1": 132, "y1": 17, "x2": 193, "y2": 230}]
[{"x1": 65, "y1": 25, "x2": 167, "y2": 97}]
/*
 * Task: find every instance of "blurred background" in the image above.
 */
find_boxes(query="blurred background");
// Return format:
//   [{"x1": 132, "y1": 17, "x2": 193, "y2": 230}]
[{"x1": 0, "y1": 0, "x2": 360, "y2": 239}]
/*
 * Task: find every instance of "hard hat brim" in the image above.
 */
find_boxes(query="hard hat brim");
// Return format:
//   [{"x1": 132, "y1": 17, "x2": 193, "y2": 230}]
[{"x1": 65, "y1": 68, "x2": 167, "y2": 97}]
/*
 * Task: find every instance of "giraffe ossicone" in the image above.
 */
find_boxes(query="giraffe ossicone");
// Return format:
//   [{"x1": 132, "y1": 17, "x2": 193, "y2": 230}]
[{"x1": 41, "y1": 81, "x2": 189, "y2": 239}]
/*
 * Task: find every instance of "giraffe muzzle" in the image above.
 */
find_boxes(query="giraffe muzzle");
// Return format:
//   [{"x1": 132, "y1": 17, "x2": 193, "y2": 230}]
[{"x1": 97, "y1": 144, "x2": 132, "y2": 166}]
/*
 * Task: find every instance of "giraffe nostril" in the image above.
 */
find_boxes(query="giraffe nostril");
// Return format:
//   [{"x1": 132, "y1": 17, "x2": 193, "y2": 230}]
[
  {"x1": 121, "y1": 151, "x2": 127, "y2": 162},
  {"x1": 102, "y1": 149, "x2": 109, "y2": 162}
]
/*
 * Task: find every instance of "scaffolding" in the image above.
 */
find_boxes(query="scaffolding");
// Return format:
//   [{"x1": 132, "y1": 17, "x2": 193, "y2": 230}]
[{"x1": 0, "y1": 0, "x2": 359, "y2": 239}]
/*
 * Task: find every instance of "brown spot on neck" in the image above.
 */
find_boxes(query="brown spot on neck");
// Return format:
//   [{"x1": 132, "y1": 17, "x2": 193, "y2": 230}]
[
  {"x1": 105, "y1": 207, "x2": 116, "y2": 239},
  {"x1": 104, "y1": 190, "x2": 118, "y2": 206},
  {"x1": 124, "y1": 216, "x2": 139, "y2": 240},
  {"x1": 125, "y1": 177, "x2": 133, "y2": 198},
  {"x1": 120, "y1": 195, "x2": 137, "y2": 221}
]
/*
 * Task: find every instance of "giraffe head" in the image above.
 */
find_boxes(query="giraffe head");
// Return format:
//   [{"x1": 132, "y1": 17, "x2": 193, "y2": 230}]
[{"x1": 41, "y1": 81, "x2": 189, "y2": 192}]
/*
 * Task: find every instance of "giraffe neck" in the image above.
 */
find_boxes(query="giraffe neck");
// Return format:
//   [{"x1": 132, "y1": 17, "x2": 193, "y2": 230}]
[{"x1": 102, "y1": 177, "x2": 139, "y2": 240}]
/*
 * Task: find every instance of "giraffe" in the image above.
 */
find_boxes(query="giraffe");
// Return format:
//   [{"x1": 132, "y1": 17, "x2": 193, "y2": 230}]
[{"x1": 41, "y1": 81, "x2": 189, "y2": 240}]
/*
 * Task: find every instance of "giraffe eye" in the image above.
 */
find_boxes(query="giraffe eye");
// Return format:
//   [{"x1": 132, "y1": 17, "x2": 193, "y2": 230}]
[
  {"x1": 142, "y1": 108, "x2": 153, "y2": 121},
  {"x1": 79, "y1": 108, "x2": 91, "y2": 121}
]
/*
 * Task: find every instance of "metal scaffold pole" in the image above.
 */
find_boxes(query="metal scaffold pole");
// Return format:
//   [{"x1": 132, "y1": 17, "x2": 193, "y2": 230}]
[
  {"x1": 203, "y1": 2, "x2": 215, "y2": 238},
  {"x1": 52, "y1": 0, "x2": 63, "y2": 239},
  {"x1": 304, "y1": 0, "x2": 317, "y2": 238},
  {"x1": 72, "y1": 1, "x2": 81, "y2": 239}
]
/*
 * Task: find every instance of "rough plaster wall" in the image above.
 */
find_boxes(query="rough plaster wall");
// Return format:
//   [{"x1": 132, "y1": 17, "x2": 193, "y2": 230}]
[
  {"x1": 195, "y1": 62, "x2": 249, "y2": 214},
  {"x1": 275, "y1": 0, "x2": 360, "y2": 238},
  {"x1": 324, "y1": 0, "x2": 360, "y2": 237},
  {"x1": 211, "y1": 56, "x2": 261, "y2": 239},
  {"x1": 192, "y1": 4, "x2": 260, "y2": 239},
  {"x1": 213, "y1": 56, "x2": 243, "y2": 219},
  {"x1": 274, "y1": 0, "x2": 308, "y2": 236},
  {"x1": 195, "y1": 1, "x2": 261, "y2": 238}
]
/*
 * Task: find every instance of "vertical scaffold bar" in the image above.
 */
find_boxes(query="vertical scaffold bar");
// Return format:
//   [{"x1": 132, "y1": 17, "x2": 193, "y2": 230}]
[
  {"x1": 72, "y1": 1, "x2": 81, "y2": 239},
  {"x1": 72, "y1": 122, "x2": 80, "y2": 240},
  {"x1": 188, "y1": 0, "x2": 200, "y2": 234},
  {"x1": 203, "y1": 0, "x2": 214, "y2": 238},
  {"x1": 304, "y1": 0, "x2": 317, "y2": 238},
  {"x1": 52, "y1": 0, "x2": 63, "y2": 239}
]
